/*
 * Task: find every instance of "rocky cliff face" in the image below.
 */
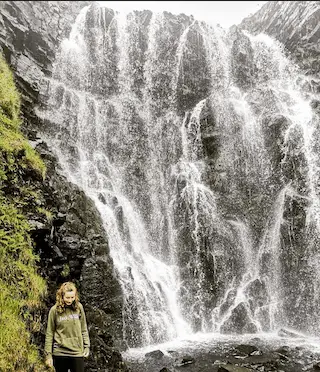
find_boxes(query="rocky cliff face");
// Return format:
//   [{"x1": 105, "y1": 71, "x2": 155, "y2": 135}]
[
  {"x1": 1, "y1": 0, "x2": 320, "y2": 370},
  {"x1": 31, "y1": 140, "x2": 128, "y2": 370},
  {"x1": 34, "y1": 0, "x2": 320, "y2": 343},
  {"x1": 0, "y1": 2, "x2": 129, "y2": 371},
  {"x1": 0, "y1": 1, "x2": 90, "y2": 120},
  {"x1": 239, "y1": 1, "x2": 320, "y2": 77}
]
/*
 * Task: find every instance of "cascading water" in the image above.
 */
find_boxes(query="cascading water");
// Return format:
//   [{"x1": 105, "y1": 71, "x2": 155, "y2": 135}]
[
  {"x1": 36, "y1": 2, "x2": 320, "y2": 349},
  {"x1": 37, "y1": 4, "x2": 191, "y2": 347}
]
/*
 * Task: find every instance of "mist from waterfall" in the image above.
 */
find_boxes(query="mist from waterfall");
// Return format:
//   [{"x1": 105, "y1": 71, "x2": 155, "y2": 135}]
[{"x1": 36, "y1": 3, "x2": 320, "y2": 347}]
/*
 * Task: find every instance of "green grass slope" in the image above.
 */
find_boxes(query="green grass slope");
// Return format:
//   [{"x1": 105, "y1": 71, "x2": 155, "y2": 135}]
[{"x1": 0, "y1": 54, "x2": 48, "y2": 372}]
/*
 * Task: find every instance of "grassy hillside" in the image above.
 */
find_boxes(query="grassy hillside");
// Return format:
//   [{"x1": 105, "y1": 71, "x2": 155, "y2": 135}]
[{"x1": 0, "y1": 54, "x2": 48, "y2": 372}]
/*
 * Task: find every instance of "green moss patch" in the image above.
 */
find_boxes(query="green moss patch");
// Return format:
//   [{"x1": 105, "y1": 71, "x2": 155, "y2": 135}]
[{"x1": 0, "y1": 54, "x2": 48, "y2": 371}]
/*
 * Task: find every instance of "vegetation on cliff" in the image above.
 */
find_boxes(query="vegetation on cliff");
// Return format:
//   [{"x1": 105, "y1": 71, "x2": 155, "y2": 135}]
[{"x1": 0, "y1": 54, "x2": 47, "y2": 372}]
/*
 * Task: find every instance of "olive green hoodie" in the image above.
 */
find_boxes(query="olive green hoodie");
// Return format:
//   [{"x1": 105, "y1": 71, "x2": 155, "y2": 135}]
[{"x1": 45, "y1": 302, "x2": 90, "y2": 357}]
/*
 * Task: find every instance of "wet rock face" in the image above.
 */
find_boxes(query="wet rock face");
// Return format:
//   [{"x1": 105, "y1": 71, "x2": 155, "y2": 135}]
[
  {"x1": 1, "y1": 0, "x2": 320, "y2": 360},
  {"x1": 229, "y1": 28, "x2": 256, "y2": 91},
  {"x1": 175, "y1": 22, "x2": 212, "y2": 114},
  {"x1": 30, "y1": 140, "x2": 128, "y2": 370},
  {"x1": 0, "y1": 2, "x2": 129, "y2": 369},
  {"x1": 0, "y1": 1, "x2": 90, "y2": 120},
  {"x1": 220, "y1": 302, "x2": 258, "y2": 335},
  {"x1": 239, "y1": 1, "x2": 320, "y2": 76},
  {"x1": 82, "y1": 4, "x2": 119, "y2": 98}
]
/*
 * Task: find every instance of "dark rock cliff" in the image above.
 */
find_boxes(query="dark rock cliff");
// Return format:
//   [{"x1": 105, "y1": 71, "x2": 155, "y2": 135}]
[
  {"x1": 239, "y1": 1, "x2": 320, "y2": 76},
  {"x1": 32, "y1": 140, "x2": 128, "y2": 371},
  {"x1": 0, "y1": 1, "x2": 91, "y2": 121},
  {"x1": 1, "y1": 0, "x2": 320, "y2": 370},
  {"x1": 0, "y1": 1, "x2": 129, "y2": 371}
]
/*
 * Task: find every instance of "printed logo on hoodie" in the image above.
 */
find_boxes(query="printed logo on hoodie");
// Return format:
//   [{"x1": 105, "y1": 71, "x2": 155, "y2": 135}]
[{"x1": 58, "y1": 314, "x2": 80, "y2": 322}]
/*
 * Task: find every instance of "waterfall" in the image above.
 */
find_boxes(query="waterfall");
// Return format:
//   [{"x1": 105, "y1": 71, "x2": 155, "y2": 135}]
[
  {"x1": 36, "y1": 2, "x2": 320, "y2": 347},
  {"x1": 37, "y1": 4, "x2": 191, "y2": 347}
]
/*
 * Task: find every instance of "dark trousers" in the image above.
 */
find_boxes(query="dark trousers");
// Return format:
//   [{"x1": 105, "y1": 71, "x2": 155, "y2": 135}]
[{"x1": 53, "y1": 355, "x2": 84, "y2": 372}]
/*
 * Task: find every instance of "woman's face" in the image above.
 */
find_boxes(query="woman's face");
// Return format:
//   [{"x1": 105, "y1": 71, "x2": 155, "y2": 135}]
[{"x1": 63, "y1": 290, "x2": 76, "y2": 306}]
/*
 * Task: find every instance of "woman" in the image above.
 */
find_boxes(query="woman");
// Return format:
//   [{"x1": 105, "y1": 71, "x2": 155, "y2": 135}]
[{"x1": 45, "y1": 282, "x2": 90, "y2": 372}]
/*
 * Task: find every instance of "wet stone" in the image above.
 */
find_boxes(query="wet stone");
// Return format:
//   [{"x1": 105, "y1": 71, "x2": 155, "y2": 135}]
[
  {"x1": 145, "y1": 350, "x2": 165, "y2": 359},
  {"x1": 235, "y1": 344, "x2": 259, "y2": 356},
  {"x1": 218, "y1": 365, "x2": 254, "y2": 372}
]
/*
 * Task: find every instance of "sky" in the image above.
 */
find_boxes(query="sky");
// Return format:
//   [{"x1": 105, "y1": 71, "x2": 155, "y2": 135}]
[{"x1": 98, "y1": 1, "x2": 268, "y2": 28}]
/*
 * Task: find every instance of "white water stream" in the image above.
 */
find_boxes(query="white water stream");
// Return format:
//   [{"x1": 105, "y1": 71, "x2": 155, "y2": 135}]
[{"x1": 36, "y1": 3, "x2": 320, "y2": 350}]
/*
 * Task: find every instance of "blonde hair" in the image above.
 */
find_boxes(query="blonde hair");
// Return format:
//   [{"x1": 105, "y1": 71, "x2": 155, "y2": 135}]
[{"x1": 56, "y1": 282, "x2": 80, "y2": 313}]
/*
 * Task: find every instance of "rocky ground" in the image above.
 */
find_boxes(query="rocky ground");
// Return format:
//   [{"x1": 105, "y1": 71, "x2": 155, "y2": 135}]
[{"x1": 123, "y1": 332, "x2": 320, "y2": 372}]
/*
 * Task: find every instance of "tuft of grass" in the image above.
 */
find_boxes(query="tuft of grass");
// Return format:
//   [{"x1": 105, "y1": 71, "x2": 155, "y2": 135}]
[
  {"x1": 0, "y1": 55, "x2": 46, "y2": 179},
  {"x1": 37, "y1": 206, "x2": 53, "y2": 223},
  {"x1": 0, "y1": 54, "x2": 49, "y2": 371},
  {"x1": 0, "y1": 116, "x2": 46, "y2": 179},
  {"x1": 0, "y1": 57, "x2": 20, "y2": 122},
  {"x1": 0, "y1": 281, "x2": 45, "y2": 372},
  {"x1": 61, "y1": 263, "x2": 70, "y2": 278}
]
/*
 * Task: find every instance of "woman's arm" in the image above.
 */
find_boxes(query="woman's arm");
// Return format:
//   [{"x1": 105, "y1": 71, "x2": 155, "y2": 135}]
[
  {"x1": 80, "y1": 303, "x2": 90, "y2": 357},
  {"x1": 44, "y1": 306, "x2": 56, "y2": 366}
]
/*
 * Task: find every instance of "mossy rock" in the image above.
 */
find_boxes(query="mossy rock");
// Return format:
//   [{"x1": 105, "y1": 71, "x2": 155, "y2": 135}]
[{"x1": 0, "y1": 54, "x2": 48, "y2": 371}]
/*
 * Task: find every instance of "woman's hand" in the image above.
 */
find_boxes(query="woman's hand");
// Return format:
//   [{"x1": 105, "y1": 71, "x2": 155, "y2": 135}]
[
  {"x1": 83, "y1": 347, "x2": 90, "y2": 358},
  {"x1": 45, "y1": 355, "x2": 53, "y2": 368}
]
